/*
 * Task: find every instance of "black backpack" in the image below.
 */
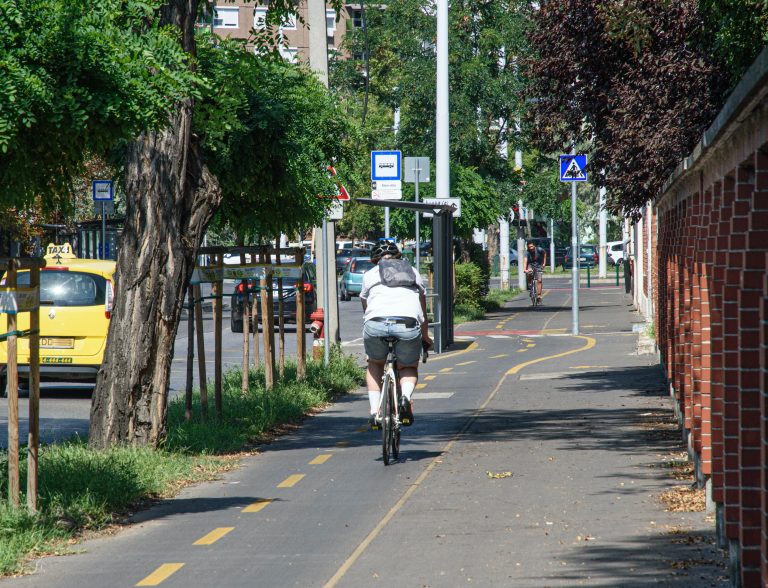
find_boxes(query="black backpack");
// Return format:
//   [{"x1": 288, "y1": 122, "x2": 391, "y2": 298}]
[{"x1": 373, "y1": 258, "x2": 418, "y2": 289}]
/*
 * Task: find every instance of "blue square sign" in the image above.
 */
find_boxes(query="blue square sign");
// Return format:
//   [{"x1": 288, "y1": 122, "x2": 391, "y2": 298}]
[
  {"x1": 371, "y1": 151, "x2": 402, "y2": 181},
  {"x1": 559, "y1": 155, "x2": 588, "y2": 182}
]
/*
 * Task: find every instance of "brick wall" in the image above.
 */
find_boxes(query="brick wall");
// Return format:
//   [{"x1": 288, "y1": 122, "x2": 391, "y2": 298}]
[{"x1": 654, "y1": 48, "x2": 768, "y2": 587}]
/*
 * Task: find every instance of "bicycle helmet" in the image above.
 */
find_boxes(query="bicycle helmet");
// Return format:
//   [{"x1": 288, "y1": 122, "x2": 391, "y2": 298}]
[{"x1": 370, "y1": 240, "x2": 401, "y2": 262}]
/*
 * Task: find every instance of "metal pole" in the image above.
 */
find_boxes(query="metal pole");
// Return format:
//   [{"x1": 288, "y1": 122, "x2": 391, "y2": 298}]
[
  {"x1": 499, "y1": 216, "x2": 509, "y2": 289},
  {"x1": 101, "y1": 201, "x2": 106, "y2": 260},
  {"x1": 517, "y1": 198, "x2": 526, "y2": 291},
  {"x1": 321, "y1": 217, "x2": 330, "y2": 366},
  {"x1": 384, "y1": 207, "x2": 390, "y2": 238},
  {"x1": 571, "y1": 181, "x2": 579, "y2": 335},
  {"x1": 599, "y1": 187, "x2": 607, "y2": 278},
  {"x1": 436, "y1": 0, "x2": 449, "y2": 201},
  {"x1": 415, "y1": 168, "x2": 420, "y2": 272},
  {"x1": 549, "y1": 218, "x2": 555, "y2": 273}
]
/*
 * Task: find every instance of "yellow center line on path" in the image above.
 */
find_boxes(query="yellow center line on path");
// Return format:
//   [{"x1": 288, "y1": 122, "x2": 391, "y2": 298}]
[
  {"x1": 516, "y1": 349, "x2": 528, "y2": 353},
  {"x1": 456, "y1": 360, "x2": 476, "y2": 366},
  {"x1": 277, "y1": 474, "x2": 305, "y2": 488},
  {"x1": 526, "y1": 343, "x2": 536, "y2": 348},
  {"x1": 426, "y1": 340, "x2": 479, "y2": 363},
  {"x1": 136, "y1": 564, "x2": 185, "y2": 586},
  {"x1": 439, "y1": 367, "x2": 453, "y2": 373},
  {"x1": 193, "y1": 527, "x2": 234, "y2": 546},
  {"x1": 309, "y1": 454, "x2": 333, "y2": 465},
  {"x1": 242, "y1": 498, "x2": 272, "y2": 513},
  {"x1": 424, "y1": 375, "x2": 436, "y2": 381},
  {"x1": 416, "y1": 383, "x2": 428, "y2": 389},
  {"x1": 323, "y1": 334, "x2": 597, "y2": 588},
  {"x1": 490, "y1": 354, "x2": 508, "y2": 359}
]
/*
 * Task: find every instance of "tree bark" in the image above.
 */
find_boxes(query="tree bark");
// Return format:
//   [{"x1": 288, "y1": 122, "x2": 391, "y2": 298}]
[{"x1": 89, "y1": 0, "x2": 221, "y2": 448}]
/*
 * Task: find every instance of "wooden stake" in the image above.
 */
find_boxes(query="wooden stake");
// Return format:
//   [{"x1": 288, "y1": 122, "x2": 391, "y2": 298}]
[
  {"x1": 193, "y1": 284, "x2": 208, "y2": 419},
  {"x1": 251, "y1": 250, "x2": 260, "y2": 370},
  {"x1": 260, "y1": 270, "x2": 275, "y2": 390},
  {"x1": 27, "y1": 266, "x2": 40, "y2": 512},
  {"x1": 185, "y1": 285, "x2": 194, "y2": 422},
  {"x1": 213, "y1": 254, "x2": 223, "y2": 418},
  {"x1": 240, "y1": 252, "x2": 250, "y2": 396},
  {"x1": 6, "y1": 264, "x2": 19, "y2": 507},
  {"x1": 275, "y1": 239, "x2": 285, "y2": 378},
  {"x1": 295, "y1": 251, "x2": 306, "y2": 380}
]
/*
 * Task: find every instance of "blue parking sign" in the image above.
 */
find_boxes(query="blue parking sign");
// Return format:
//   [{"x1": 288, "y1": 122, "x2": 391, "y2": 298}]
[{"x1": 559, "y1": 155, "x2": 588, "y2": 182}]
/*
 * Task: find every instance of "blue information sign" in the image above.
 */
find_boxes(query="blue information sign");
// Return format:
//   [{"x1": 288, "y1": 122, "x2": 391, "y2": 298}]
[
  {"x1": 559, "y1": 155, "x2": 588, "y2": 182},
  {"x1": 371, "y1": 151, "x2": 402, "y2": 181},
  {"x1": 92, "y1": 180, "x2": 114, "y2": 201}
]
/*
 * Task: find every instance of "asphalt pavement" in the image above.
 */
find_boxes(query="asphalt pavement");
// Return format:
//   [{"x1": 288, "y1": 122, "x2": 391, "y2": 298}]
[{"x1": 2, "y1": 276, "x2": 727, "y2": 586}]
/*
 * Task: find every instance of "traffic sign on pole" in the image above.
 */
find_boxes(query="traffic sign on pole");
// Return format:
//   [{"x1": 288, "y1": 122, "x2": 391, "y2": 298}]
[
  {"x1": 92, "y1": 180, "x2": 114, "y2": 201},
  {"x1": 559, "y1": 155, "x2": 588, "y2": 182},
  {"x1": 371, "y1": 151, "x2": 402, "y2": 181}
]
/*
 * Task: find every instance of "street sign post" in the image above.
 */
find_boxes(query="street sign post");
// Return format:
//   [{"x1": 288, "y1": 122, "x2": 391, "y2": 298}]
[
  {"x1": 372, "y1": 151, "x2": 402, "y2": 236},
  {"x1": 422, "y1": 197, "x2": 460, "y2": 217},
  {"x1": 405, "y1": 157, "x2": 430, "y2": 272},
  {"x1": 559, "y1": 154, "x2": 588, "y2": 335},
  {"x1": 92, "y1": 180, "x2": 113, "y2": 260}
]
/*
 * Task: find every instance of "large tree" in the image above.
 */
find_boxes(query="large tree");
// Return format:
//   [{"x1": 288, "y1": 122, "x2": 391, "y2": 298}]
[
  {"x1": 89, "y1": 2, "x2": 347, "y2": 448},
  {"x1": 526, "y1": 0, "x2": 768, "y2": 216}
]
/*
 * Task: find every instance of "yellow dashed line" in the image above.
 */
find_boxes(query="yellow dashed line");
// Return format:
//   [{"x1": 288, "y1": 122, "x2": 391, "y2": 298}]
[
  {"x1": 522, "y1": 338, "x2": 534, "y2": 343},
  {"x1": 309, "y1": 454, "x2": 333, "y2": 465},
  {"x1": 277, "y1": 474, "x2": 305, "y2": 488},
  {"x1": 516, "y1": 349, "x2": 527, "y2": 353},
  {"x1": 507, "y1": 336, "x2": 597, "y2": 375},
  {"x1": 456, "y1": 360, "x2": 476, "y2": 366},
  {"x1": 136, "y1": 564, "x2": 184, "y2": 586},
  {"x1": 416, "y1": 383, "x2": 428, "y2": 389},
  {"x1": 490, "y1": 354, "x2": 508, "y2": 359},
  {"x1": 242, "y1": 498, "x2": 272, "y2": 513},
  {"x1": 526, "y1": 343, "x2": 536, "y2": 348},
  {"x1": 335, "y1": 440, "x2": 350, "y2": 447},
  {"x1": 193, "y1": 527, "x2": 234, "y2": 546},
  {"x1": 495, "y1": 325, "x2": 504, "y2": 329},
  {"x1": 424, "y1": 375, "x2": 436, "y2": 381},
  {"x1": 439, "y1": 367, "x2": 453, "y2": 373},
  {"x1": 355, "y1": 425, "x2": 369, "y2": 433}
]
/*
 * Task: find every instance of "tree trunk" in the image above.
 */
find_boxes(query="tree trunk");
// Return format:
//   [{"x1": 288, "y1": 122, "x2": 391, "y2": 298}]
[{"x1": 89, "y1": 0, "x2": 221, "y2": 448}]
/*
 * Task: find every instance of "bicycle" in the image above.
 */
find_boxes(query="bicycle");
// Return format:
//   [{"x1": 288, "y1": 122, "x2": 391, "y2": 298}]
[
  {"x1": 376, "y1": 337, "x2": 428, "y2": 466},
  {"x1": 526, "y1": 266, "x2": 542, "y2": 307}
]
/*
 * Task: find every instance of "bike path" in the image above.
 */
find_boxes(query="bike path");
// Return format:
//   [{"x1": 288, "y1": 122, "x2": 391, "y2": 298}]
[{"x1": 4, "y1": 285, "x2": 725, "y2": 587}]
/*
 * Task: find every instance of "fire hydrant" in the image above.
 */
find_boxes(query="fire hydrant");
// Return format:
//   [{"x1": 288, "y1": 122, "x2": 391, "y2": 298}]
[{"x1": 309, "y1": 308, "x2": 325, "y2": 360}]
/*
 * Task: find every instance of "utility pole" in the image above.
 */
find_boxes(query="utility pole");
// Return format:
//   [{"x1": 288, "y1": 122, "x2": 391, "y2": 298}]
[
  {"x1": 308, "y1": 0, "x2": 340, "y2": 347},
  {"x1": 436, "y1": 0, "x2": 449, "y2": 202},
  {"x1": 599, "y1": 186, "x2": 607, "y2": 278}
]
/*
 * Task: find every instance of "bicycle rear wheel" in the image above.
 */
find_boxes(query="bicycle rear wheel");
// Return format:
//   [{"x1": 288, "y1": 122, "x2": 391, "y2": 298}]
[
  {"x1": 381, "y1": 372, "x2": 392, "y2": 465},
  {"x1": 391, "y1": 386, "x2": 401, "y2": 460}
]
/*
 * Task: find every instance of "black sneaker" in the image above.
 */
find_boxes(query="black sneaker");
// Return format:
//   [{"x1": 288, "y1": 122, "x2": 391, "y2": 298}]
[
  {"x1": 368, "y1": 414, "x2": 380, "y2": 430},
  {"x1": 399, "y1": 398, "x2": 414, "y2": 426}
]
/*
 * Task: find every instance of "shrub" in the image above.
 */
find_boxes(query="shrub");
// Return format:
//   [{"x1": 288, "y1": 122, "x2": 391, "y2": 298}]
[{"x1": 454, "y1": 262, "x2": 485, "y2": 309}]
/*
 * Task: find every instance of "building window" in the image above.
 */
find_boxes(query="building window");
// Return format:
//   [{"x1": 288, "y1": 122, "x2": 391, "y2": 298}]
[
  {"x1": 349, "y1": 8, "x2": 362, "y2": 28},
  {"x1": 253, "y1": 7, "x2": 267, "y2": 30},
  {"x1": 326, "y1": 9, "x2": 336, "y2": 36},
  {"x1": 280, "y1": 46, "x2": 298, "y2": 63},
  {"x1": 214, "y1": 6, "x2": 239, "y2": 28},
  {"x1": 280, "y1": 12, "x2": 297, "y2": 31}
]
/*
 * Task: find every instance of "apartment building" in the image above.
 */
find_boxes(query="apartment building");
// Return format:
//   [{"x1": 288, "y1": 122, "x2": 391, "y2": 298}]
[{"x1": 205, "y1": 2, "x2": 364, "y2": 63}]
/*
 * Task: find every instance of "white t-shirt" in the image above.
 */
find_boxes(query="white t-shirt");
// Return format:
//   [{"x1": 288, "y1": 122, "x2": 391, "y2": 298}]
[{"x1": 360, "y1": 265, "x2": 426, "y2": 323}]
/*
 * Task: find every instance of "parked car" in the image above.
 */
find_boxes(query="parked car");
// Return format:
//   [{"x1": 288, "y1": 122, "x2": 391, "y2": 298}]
[
  {"x1": 230, "y1": 262, "x2": 317, "y2": 333},
  {"x1": 607, "y1": 240, "x2": 624, "y2": 265},
  {"x1": 0, "y1": 243, "x2": 115, "y2": 392},
  {"x1": 339, "y1": 257, "x2": 374, "y2": 301},
  {"x1": 335, "y1": 248, "x2": 369, "y2": 274},
  {"x1": 563, "y1": 244, "x2": 599, "y2": 269}
]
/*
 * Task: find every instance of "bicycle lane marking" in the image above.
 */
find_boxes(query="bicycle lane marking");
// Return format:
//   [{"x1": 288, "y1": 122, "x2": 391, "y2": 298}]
[{"x1": 323, "y1": 334, "x2": 597, "y2": 588}]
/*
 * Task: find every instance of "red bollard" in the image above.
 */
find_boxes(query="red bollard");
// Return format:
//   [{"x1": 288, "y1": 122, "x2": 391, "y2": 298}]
[{"x1": 309, "y1": 309, "x2": 324, "y2": 360}]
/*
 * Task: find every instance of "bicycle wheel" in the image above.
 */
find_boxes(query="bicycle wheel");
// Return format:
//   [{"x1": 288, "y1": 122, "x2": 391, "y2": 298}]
[
  {"x1": 391, "y1": 387, "x2": 401, "y2": 460},
  {"x1": 381, "y1": 372, "x2": 392, "y2": 465}
]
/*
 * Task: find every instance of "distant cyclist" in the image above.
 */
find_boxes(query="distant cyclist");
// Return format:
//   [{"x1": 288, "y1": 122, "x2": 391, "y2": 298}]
[
  {"x1": 523, "y1": 240, "x2": 547, "y2": 304},
  {"x1": 360, "y1": 241, "x2": 433, "y2": 429}
]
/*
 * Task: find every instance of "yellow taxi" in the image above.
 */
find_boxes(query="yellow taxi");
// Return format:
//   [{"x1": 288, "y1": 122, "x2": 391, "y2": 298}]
[{"x1": 0, "y1": 243, "x2": 115, "y2": 391}]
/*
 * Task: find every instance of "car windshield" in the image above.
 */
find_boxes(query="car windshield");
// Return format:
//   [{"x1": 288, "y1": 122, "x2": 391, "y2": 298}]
[
  {"x1": 350, "y1": 260, "x2": 373, "y2": 274},
  {"x1": 16, "y1": 270, "x2": 107, "y2": 306}
]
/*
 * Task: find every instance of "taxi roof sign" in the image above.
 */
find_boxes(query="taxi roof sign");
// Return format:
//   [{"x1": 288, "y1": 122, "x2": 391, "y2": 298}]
[{"x1": 45, "y1": 243, "x2": 77, "y2": 264}]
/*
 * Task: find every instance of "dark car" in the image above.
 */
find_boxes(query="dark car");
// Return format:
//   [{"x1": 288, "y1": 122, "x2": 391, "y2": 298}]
[
  {"x1": 335, "y1": 248, "x2": 369, "y2": 274},
  {"x1": 230, "y1": 262, "x2": 317, "y2": 333},
  {"x1": 564, "y1": 244, "x2": 599, "y2": 269}
]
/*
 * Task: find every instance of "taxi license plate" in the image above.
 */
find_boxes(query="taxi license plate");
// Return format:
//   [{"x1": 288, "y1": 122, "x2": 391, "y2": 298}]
[{"x1": 40, "y1": 337, "x2": 75, "y2": 349}]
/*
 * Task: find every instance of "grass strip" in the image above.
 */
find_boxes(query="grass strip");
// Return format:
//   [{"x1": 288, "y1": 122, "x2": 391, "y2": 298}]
[
  {"x1": 454, "y1": 288, "x2": 521, "y2": 325},
  {"x1": 0, "y1": 351, "x2": 363, "y2": 575}
]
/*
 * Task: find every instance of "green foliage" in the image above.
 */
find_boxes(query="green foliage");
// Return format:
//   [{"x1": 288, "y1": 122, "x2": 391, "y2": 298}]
[
  {"x1": 454, "y1": 262, "x2": 485, "y2": 310},
  {"x1": 0, "y1": 0, "x2": 198, "y2": 208},
  {"x1": 196, "y1": 36, "x2": 359, "y2": 240}
]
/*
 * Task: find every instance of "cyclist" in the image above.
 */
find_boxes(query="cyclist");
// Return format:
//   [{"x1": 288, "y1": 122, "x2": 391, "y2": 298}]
[
  {"x1": 360, "y1": 241, "x2": 433, "y2": 429},
  {"x1": 523, "y1": 239, "x2": 547, "y2": 304}
]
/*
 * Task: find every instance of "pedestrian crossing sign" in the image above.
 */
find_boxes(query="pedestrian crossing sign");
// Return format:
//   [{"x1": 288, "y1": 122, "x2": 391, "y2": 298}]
[{"x1": 559, "y1": 154, "x2": 588, "y2": 182}]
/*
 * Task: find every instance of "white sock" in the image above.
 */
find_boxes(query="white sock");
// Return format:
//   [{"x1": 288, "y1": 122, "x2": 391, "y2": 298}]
[
  {"x1": 368, "y1": 390, "x2": 381, "y2": 414},
  {"x1": 401, "y1": 381, "x2": 416, "y2": 402}
]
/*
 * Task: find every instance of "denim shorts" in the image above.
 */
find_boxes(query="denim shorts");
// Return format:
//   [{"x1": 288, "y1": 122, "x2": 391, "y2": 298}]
[{"x1": 363, "y1": 320, "x2": 423, "y2": 365}]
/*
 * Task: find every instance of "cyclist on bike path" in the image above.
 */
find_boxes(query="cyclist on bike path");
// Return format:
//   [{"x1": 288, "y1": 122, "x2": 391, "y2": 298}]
[
  {"x1": 523, "y1": 239, "x2": 547, "y2": 304},
  {"x1": 360, "y1": 241, "x2": 433, "y2": 429}
]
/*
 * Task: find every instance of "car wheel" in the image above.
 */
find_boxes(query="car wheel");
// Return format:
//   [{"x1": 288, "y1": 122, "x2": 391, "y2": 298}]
[{"x1": 341, "y1": 284, "x2": 351, "y2": 301}]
